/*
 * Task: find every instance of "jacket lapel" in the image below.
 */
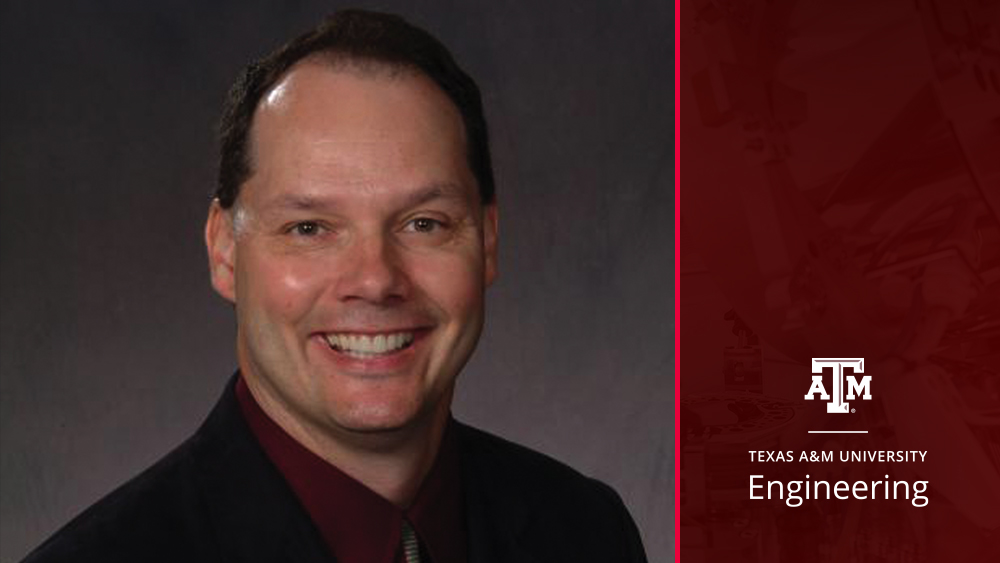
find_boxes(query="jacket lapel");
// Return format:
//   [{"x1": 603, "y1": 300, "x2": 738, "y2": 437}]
[
  {"x1": 191, "y1": 375, "x2": 335, "y2": 563},
  {"x1": 457, "y1": 423, "x2": 541, "y2": 563}
]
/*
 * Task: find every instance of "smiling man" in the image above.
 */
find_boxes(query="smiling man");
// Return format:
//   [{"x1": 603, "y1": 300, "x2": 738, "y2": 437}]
[
  {"x1": 23, "y1": 10, "x2": 646, "y2": 563},
  {"x1": 207, "y1": 60, "x2": 495, "y2": 510}
]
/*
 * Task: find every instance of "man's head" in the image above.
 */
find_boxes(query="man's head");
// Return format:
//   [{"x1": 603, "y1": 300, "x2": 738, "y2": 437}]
[
  {"x1": 215, "y1": 9, "x2": 495, "y2": 209},
  {"x1": 204, "y1": 10, "x2": 498, "y2": 449}
]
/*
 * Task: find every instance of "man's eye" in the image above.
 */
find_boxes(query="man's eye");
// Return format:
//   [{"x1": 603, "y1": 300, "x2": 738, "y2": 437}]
[
  {"x1": 407, "y1": 217, "x2": 444, "y2": 233},
  {"x1": 289, "y1": 221, "x2": 323, "y2": 236}
]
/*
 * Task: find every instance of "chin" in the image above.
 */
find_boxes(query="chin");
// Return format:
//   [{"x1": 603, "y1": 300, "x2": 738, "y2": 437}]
[
  {"x1": 330, "y1": 399, "x2": 427, "y2": 435},
  {"x1": 323, "y1": 376, "x2": 451, "y2": 434}
]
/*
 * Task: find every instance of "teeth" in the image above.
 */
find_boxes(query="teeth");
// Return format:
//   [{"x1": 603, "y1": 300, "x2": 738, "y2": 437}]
[{"x1": 324, "y1": 332, "x2": 414, "y2": 356}]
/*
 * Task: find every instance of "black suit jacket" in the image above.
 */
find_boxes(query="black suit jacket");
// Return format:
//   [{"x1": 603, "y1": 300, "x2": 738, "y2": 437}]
[{"x1": 23, "y1": 377, "x2": 648, "y2": 562}]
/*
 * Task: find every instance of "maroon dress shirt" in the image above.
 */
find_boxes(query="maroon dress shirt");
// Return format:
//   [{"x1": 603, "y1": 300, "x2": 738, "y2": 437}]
[{"x1": 236, "y1": 376, "x2": 466, "y2": 563}]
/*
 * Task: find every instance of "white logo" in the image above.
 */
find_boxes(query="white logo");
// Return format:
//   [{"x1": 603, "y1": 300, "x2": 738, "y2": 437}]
[{"x1": 804, "y1": 358, "x2": 871, "y2": 413}]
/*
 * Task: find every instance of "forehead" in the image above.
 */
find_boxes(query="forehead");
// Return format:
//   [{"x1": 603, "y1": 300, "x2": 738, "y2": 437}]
[
  {"x1": 258, "y1": 58, "x2": 462, "y2": 130},
  {"x1": 242, "y1": 61, "x2": 473, "y2": 207}
]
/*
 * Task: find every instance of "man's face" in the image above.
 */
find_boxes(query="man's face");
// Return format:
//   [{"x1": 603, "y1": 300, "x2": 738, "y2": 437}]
[{"x1": 206, "y1": 62, "x2": 497, "y2": 443}]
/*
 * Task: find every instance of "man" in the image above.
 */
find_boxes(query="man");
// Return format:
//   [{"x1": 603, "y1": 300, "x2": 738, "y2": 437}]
[{"x1": 23, "y1": 10, "x2": 647, "y2": 563}]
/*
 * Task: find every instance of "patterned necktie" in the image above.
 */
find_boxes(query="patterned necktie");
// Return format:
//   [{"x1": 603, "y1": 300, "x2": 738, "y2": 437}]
[{"x1": 401, "y1": 520, "x2": 421, "y2": 563}]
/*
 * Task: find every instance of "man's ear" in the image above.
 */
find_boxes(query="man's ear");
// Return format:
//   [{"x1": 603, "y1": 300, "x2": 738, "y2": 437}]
[
  {"x1": 483, "y1": 203, "x2": 498, "y2": 286},
  {"x1": 205, "y1": 200, "x2": 237, "y2": 303}
]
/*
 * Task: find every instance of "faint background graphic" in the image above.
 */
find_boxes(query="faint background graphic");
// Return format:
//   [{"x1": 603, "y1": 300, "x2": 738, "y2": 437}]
[{"x1": 680, "y1": 0, "x2": 999, "y2": 561}]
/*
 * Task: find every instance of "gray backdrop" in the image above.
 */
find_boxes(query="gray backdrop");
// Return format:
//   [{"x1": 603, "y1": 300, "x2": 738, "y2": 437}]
[{"x1": 0, "y1": 1, "x2": 673, "y2": 561}]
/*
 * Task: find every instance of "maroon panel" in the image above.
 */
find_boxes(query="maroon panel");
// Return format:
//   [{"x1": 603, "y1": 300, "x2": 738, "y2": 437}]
[{"x1": 679, "y1": 0, "x2": 1000, "y2": 561}]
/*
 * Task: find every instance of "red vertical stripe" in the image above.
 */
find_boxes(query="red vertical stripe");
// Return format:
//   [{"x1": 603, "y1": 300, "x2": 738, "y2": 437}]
[{"x1": 673, "y1": 0, "x2": 681, "y2": 561}]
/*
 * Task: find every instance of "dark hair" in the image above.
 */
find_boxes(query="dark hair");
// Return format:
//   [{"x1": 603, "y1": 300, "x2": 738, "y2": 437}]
[{"x1": 215, "y1": 9, "x2": 495, "y2": 208}]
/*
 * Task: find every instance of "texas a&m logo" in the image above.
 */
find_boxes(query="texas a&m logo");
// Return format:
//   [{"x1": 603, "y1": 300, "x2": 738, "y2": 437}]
[{"x1": 804, "y1": 358, "x2": 871, "y2": 413}]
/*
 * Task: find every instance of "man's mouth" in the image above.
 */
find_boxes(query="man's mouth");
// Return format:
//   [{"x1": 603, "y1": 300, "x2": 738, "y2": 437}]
[{"x1": 323, "y1": 332, "x2": 415, "y2": 358}]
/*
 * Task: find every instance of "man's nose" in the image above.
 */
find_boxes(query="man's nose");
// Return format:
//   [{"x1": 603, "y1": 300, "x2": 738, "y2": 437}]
[{"x1": 336, "y1": 233, "x2": 410, "y2": 304}]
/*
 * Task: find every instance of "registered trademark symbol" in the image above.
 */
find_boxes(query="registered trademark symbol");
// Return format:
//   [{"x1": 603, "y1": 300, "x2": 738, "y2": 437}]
[{"x1": 851, "y1": 409, "x2": 856, "y2": 413}]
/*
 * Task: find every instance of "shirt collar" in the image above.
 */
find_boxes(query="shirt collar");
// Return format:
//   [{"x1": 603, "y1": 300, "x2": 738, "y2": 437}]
[{"x1": 236, "y1": 374, "x2": 466, "y2": 563}]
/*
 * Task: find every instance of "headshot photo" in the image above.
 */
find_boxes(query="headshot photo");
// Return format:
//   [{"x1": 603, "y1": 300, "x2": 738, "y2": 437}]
[{"x1": 1, "y1": 3, "x2": 673, "y2": 562}]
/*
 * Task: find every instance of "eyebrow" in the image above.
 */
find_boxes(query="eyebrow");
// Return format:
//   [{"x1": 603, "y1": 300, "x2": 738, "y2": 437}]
[
  {"x1": 265, "y1": 182, "x2": 473, "y2": 212},
  {"x1": 402, "y1": 182, "x2": 472, "y2": 208}
]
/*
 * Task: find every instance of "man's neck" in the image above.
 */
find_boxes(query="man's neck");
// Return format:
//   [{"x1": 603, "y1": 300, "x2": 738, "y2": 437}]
[{"x1": 243, "y1": 377, "x2": 452, "y2": 508}]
